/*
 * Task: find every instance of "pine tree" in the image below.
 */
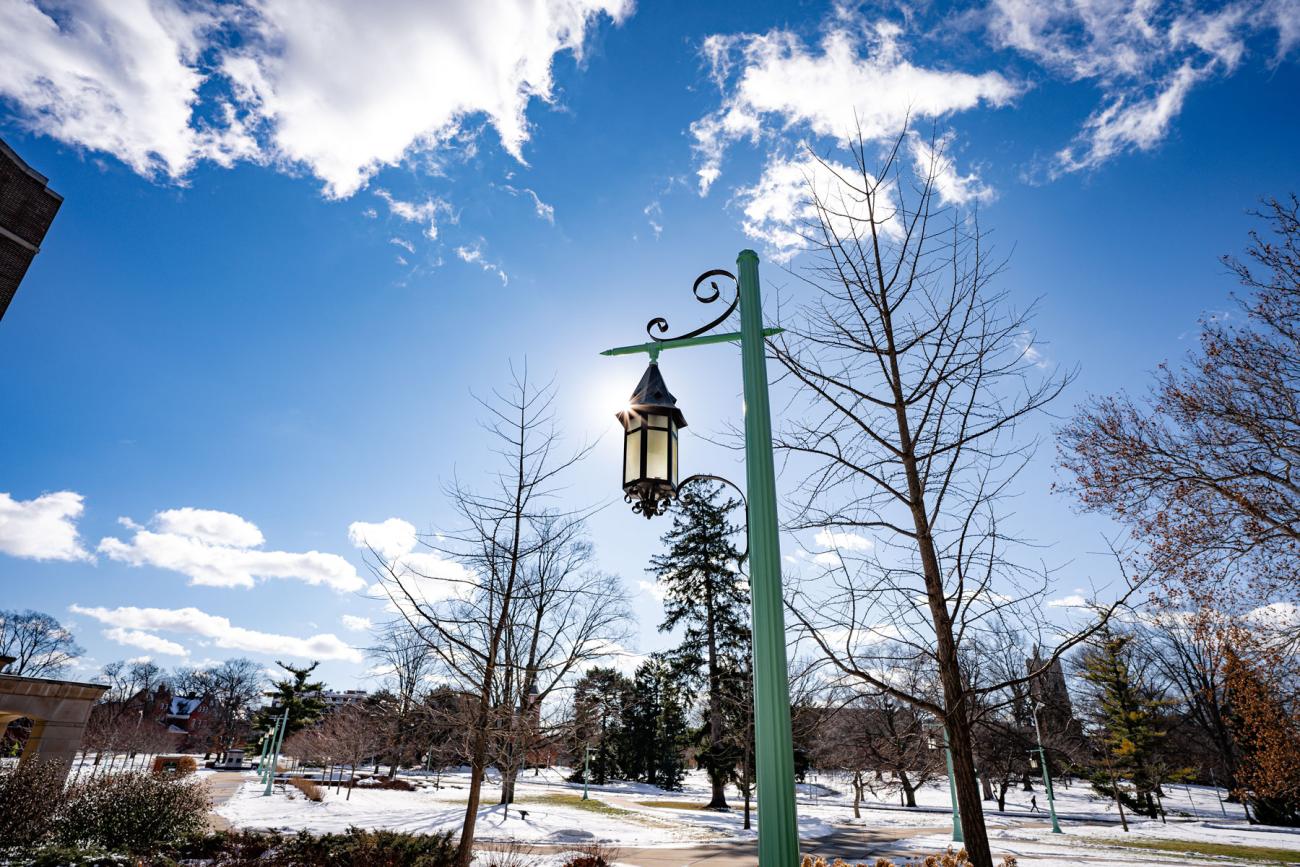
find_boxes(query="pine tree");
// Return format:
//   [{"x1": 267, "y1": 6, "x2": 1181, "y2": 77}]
[
  {"x1": 622, "y1": 656, "x2": 690, "y2": 791},
  {"x1": 569, "y1": 667, "x2": 632, "y2": 785},
  {"x1": 253, "y1": 660, "x2": 327, "y2": 743},
  {"x1": 1080, "y1": 632, "x2": 1168, "y2": 818},
  {"x1": 649, "y1": 482, "x2": 750, "y2": 809}
]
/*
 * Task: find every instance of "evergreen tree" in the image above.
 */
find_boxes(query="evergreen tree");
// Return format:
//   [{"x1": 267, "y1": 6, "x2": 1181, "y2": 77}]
[
  {"x1": 253, "y1": 660, "x2": 327, "y2": 744},
  {"x1": 621, "y1": 655, "x2": 690, "y2": 791},
  {"x1": 569, "y1": 667, "x2": 632, "y2": 785},
  {"x1": 1079, "y1": 632, "x2": 1169, "y2": 818},
  {"x1": 649, "y1": 482, "x2": 750, "y2": 809}
]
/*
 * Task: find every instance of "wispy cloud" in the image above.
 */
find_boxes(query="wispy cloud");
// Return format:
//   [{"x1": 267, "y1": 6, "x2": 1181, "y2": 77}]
[
  {"x1": 72, "y1": 604, "x2": 362, "y2": 663},
  {"x1": 455, "y1": 241, "x2": 509, "y2": 286}
]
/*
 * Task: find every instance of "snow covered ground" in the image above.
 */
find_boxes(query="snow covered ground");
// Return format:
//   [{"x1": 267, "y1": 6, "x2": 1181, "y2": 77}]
[{"x1": 212, "y1": 766, "x2": 1300, "y2": 864}]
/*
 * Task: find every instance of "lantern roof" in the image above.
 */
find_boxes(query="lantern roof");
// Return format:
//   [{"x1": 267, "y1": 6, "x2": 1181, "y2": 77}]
[{"x1": 618, "y1": 362, "x2": 687, "y2": 430}]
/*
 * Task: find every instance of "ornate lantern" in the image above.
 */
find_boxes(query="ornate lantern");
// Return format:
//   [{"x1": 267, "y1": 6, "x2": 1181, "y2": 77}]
[{"x1": 616, "y1": 361, "x2": 686, "y2": 518}]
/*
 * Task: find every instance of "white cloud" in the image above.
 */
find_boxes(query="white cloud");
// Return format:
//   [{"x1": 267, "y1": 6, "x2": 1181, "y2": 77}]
[
  {"x1": 643, "y1": 200, "x2": 664, "y2": 239},
  {"x1": 1048, "y1": 594, "x2": 1088, "y2": 608},
  {"x1": 153, "y1": 507, "x2": 264, "y2": 547},
  {"x1": 103, "y1": 627, "x2": 189, "y2": 657},
  {"x1": 813, "y1": 529, "x2": 874, "y2": 552},
  {"x1": 71, "y1": 604, "x2": 363, "y2": 662},
  {"x1": 637, "y1": 580, "x2": 667, "y2": 601},
  {"x1": 455, "y1": 241, "x2": 509, "y2": 286},
  {"x1": 0, "y1": 1, "x2": 245, "y2": 180},
  {"x1": 910, "y1": 134, "x2": 994, "y2": 205},
  {"x1": 0, "y1": 491, "x2": 93, "y2": 562},
  {"x1": 735, "y1": 152, "x2": 901, "y2": 264},
  {"x1": 349, "y1": 518, "x2": 474, "y2": 611},
  {"x1": 348, "y1": 518, "x2": 417, "y2": 561},
  {"x1": 98, "y1": 508, "x2": 364, "y2": 591},
  {"x1": 692, "y1": 16, "x2": 1019, "y2": 194},
  {"x1": 374, "y1": 189, "x2": 453, "y2": 240},
  {"x1": 0, "y1": 0, "x2": 630, "y2": 197},
  {"x1": 390, "y1": 237, "x2": 416, "y2": 254},
  {"x1": 341, "y1": 614, "x2": 373, "y2": 632}
]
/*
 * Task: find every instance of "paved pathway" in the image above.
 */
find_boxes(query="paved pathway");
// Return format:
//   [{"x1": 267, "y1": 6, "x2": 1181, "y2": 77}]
[{"x1": 203, "y1": 770, "x2": 253, "y2": 831}]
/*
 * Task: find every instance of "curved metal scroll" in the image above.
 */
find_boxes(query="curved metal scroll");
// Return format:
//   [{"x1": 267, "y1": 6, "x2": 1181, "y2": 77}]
[
  {"x1": 645, "y1": 269, "x2": 738, "y2": 342},
  {"x1": 677, "y1": 473, "x2": 750, "y2": 565}
]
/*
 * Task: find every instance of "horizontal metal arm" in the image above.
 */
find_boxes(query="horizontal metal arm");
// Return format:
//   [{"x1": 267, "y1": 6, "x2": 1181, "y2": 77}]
[{"x1": 600, "y1": 327, "x2": 783, "y2": 359}]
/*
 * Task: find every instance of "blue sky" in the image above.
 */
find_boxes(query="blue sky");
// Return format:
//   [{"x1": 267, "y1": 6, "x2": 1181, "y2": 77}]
[{"x1": 1, "y1": 0, "x2": 1298, "y2": 688}]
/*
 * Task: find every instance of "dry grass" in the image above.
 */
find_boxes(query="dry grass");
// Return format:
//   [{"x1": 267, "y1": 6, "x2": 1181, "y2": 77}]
[
  {"x1": 288, "y1": 776, "x2": 323, "y2": 802},
  {"x1": 1094, "y1": 836, "x2": 1300, "y2": 863}
]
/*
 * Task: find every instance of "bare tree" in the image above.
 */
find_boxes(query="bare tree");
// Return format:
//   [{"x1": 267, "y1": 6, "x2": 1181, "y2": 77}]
[
  {"x1": 318, "y1": 702, "x2": 387, "y2": 800},
  {"x1": 369, "y1": 622, "x2": 436, "y2": 778},
  {"x1": 0, "y1": 610, "x2": 83, "y2": 677},
  {"x1": 815, "y1": 658, "x2": 944, "y2": 812},
  {"x1": 1059, "y1": 195, "x2": 1300, "y2": 621},
  {"x1": 369, "y1": 368, "x2": 626, "y2": 867},
  {"x1": 494, "y1": 521, "x2": 631, "y2": 804},
  {"x1": 772, "y1": 127, "x2": 1138, "y2": 866}
]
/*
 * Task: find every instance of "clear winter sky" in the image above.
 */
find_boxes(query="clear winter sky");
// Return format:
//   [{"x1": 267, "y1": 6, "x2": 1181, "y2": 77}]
[{"x1": 1, "y1": 0, "x2": 1298, "y2": 688}]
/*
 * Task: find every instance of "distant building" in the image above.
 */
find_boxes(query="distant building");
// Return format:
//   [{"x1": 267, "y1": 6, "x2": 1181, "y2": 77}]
[
  {"x1": 319, "y1": 689, "x2": 368, "y2": 711},
  {"x1": 0, "y1": 137, "x2": 62, "y2": 322},
  {"x1": 1026, "y1": 647, "x2": 1085, "y2": 753}
]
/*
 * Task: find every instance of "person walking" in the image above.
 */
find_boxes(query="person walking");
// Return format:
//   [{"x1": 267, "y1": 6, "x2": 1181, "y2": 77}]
[{"x1": 1030, "y1": 794, "x2": 1039, "y2": 813}]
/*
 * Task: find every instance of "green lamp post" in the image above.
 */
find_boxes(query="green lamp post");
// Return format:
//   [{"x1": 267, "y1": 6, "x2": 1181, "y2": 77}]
[
  {"x1": 602, "y1": 252, "x2": 799, "y2": 865},
  {"x1": 582, "y1": 746, "x2": 594, "y2": 801},
  {"x1": 1030, "y1": 701, "x2": 1063, "y2": 833}
]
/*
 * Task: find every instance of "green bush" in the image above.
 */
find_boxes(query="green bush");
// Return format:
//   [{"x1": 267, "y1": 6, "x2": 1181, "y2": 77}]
[
  {"x1": 270, "y1": 827, "x2": 457, "y2": 866},
  {"x1": 55, "y1": 770, "x2": 210, "y2": 854},
  {"x1": 0, "y1": 757, "x2": 66, "y2": 846}
]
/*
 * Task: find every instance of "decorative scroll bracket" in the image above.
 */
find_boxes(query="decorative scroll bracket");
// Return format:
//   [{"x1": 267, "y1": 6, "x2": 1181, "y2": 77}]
[{"x1": 645, "y1": 268, "x2": 738, "y2": 343}]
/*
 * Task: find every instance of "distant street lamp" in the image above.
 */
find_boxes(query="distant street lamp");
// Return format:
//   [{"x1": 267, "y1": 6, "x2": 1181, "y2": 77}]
[
  {"x1": 602, "y1": 253, "x2": 798, "y2": 865},
  {"x1": 1030, "y1": 701, "x2": 1063, "y2": 833},
  {"x1": 582, "y1": 745, "x2": 595, "y2": 801}
]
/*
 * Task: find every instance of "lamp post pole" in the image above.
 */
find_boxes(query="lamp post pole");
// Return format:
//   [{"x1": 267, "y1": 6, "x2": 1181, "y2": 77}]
[
  {"x1": 600, "y1": 251, "x2": 800, "y2": 865},
  {"x1": 736, "y1": 250, "x2": 801, "y2": 867},
  {"x1": 262, "y1": 710, "x2": 287, "y2": 797},
  {"x1": 1031, "y1": 702, "x2": 1062, "y2": 833},
  {"x1": 943, "y1": 727, "x2": 964, "y2": 844},
  {"x1": 582, "y1": 746, "x2": 593, "y2": 801}
]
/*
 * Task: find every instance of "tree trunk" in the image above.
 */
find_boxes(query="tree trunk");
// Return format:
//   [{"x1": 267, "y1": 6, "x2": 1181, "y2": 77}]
[
  {"x1": 996, "y1": 783, "x2": 1007, "y2": 812},
  {"x1": 853, "y1": 772, "x2": 863, "y2": 818},
  {"x1": 981, "y1": 772, "x2": 995, "y2": 802},
  {"x1": 704, "y1": 592, "x2": 728, "y2": 810},
  {"x1": 899, "y1": 771, "x2": 918, "y2": 808}
]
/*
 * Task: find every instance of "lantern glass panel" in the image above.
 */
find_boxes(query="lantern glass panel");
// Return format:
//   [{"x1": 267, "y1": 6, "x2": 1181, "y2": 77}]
[
  {"x1": 624, "y1": 427, "x2": 642, "y2": 485},
  {"x1": 671, "y1": 427, "x2": 678, "y2": 485},
  {"x1": 647, "y1": 428, "x2": 669, "y2": 480}
]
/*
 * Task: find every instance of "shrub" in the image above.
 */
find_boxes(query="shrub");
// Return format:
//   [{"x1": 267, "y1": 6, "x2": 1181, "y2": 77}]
[
  {"x1": 151, "y1": 755, "x2": 198, "y2": 778},
  {"x1": 351, "y1": 775, "x2": 416, "y2": 791},
  {"x1": 55, "y1": 770, "x2": 210, "y2": 854},
  {"x1": 270, "y1": 827, "x2": 457, "y2": 866},
  {"x1": 0, "y1": 757, "x2": 67, "y2": 846},
  {"x1": 560, "y1": 841, "x2": 620, "y2": 867},
  {"x1": 288, "y1": 776, "x2": 323, "y2": 801}
]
